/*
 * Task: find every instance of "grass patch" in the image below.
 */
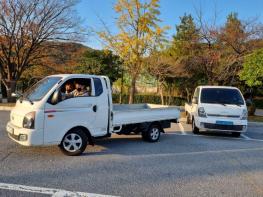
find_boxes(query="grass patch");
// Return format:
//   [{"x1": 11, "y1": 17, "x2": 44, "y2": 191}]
[
  {"x1": 248, "y1": 116, "x2": 263, "y2": 122},
  {"x1": 0, "y1": 103, "x2": 16, "y2": 107}
]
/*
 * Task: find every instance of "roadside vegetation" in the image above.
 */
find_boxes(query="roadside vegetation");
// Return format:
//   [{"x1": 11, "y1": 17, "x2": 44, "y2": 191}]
[
  {"x1": 248, "y1": 116, "x2": 263, "y2": 123},
  {"x1": 0, "y1": 0, "x2": 262, "y2": 111}
]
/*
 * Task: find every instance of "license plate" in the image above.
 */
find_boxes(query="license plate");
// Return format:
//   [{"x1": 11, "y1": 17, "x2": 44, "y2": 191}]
[
  {"x1": 7, "y1": 125, "x2": 14, "y2": 134},
  {"x1": 216, "y1": 120, "x2": 233, "y2": 125}
]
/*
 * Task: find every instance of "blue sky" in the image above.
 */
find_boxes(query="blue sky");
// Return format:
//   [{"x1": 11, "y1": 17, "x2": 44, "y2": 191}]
[{"x1": 76, "y1": 0, "x2": 263, "y2": 49}]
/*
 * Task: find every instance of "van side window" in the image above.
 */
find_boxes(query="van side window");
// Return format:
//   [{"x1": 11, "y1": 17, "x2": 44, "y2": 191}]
[{"x1": 93, "y1": 78, "x2": 103, "y2": 96}]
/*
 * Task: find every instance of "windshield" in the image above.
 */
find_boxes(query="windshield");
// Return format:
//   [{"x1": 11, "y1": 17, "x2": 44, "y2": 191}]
[
  {"x1": 200, "y1": 88, "x2": 244, "y2": 105},
  {"x1": 23, "y1": 77, "x2": 62, "y2": 101}
]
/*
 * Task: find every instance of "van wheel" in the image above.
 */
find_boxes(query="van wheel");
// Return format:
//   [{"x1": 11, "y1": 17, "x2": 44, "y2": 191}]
[
  {"x1": 192, "y1": 119, "x2": 199, "y2": 134},
  {"x1": 232, "y1": 132, "x2": 241, "y2": 137},
  {"x1": 60, "y1": 129, "x2": 88, "y2": 156}
]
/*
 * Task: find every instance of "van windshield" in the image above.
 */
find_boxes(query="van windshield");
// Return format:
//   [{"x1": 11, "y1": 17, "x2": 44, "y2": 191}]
[
  {"x1": 23, "y1": 77, "x2": 62, "y2": 102},
  {"x1": 201, "y1": 88, "x2": 244, "y2": 105}
]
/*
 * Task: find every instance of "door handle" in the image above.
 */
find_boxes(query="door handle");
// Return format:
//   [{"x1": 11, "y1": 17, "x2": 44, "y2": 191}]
[{"x1": 93, "y1": 105, "x2": 97, "y2": 112}]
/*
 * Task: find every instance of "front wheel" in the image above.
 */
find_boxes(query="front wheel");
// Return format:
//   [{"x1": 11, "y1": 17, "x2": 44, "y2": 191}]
[
  {"x1": 192, "y1": 119, "x2": 199, "y2": 134},
  {"x1": 60, "y1": 129, "x2": 88, "y2": 156},
  {"x1": 232, "y1": 132, "x2": 241, "y2": 137},
  {"x1": 142, "y1": 124, "x2": 161, "y2": 142}
]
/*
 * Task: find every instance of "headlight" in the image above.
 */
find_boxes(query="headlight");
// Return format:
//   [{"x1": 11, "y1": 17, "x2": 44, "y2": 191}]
[
  {"x1": 198, "y1": 107, "x2": 207, "y2": 117},
  {"x1": 240, "y1": 109, "x2": 248, "y2": 120},
  {"x1": 23, "y1": 112, "x2": 35, "y2": 129}
]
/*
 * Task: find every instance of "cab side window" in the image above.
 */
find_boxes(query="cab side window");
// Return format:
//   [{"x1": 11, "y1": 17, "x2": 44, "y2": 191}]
[
  {"x1": 60, "y1": 78, "x2": 92, "y2": 99},
  {"x1": 192, "y1": 88, "x2": 200, "y2": 104},
  {"x1": 48, "y1": 78, "x2": 93, "y2": 105},
  {"x1": 193, "y1": 88, "x2": 200, "y2": 99},
  {"x1": 93, "y1": 78, "x2": 103, "y2": 96}
]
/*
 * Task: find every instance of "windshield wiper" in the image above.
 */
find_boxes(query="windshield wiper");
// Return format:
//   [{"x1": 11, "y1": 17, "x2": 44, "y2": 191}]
[
  {"x1": 215, "y1": 102, "x2": 227, "y2": 106},
  {"x1": 24, "y1": 95, "x2": 34, "y2": 105},
  {"x1": 19, "y1": 93, "x2": 34, "y2": 105},
  {"x1": 229, "y1": 103, "x2": 242, "y2": 107},
  {"x1": 218, "y1": 103, "x2": 242, "y2": 107}
]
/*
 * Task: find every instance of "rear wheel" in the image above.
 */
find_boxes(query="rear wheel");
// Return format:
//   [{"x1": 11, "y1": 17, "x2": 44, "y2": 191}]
[
  {"x1": 232, "y1": 132, "x2": 241, "y2": 137},
  {"x1": 192, "y1": 118, "x2": 199, "y2": 134},
  {"x1": 60, "y1": 128, "x2": 88, "y2": 156},
  {"x1": 186, "y1": 113, "x2": 191, "y2": 124},
  {"x1": 142, "y1": 124, "x2": 161, "y2": 142}
]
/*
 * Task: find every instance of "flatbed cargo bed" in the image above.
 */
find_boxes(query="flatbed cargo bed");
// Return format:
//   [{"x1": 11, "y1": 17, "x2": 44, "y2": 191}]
[{"x1": 113, "y1": 104, "x2": 180, "y2": 126}]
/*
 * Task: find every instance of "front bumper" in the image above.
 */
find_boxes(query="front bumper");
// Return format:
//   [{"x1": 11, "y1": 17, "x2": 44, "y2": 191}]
[
  {"x1": 195, "y1": 117, "x2": 247, "y2": 132},
  {"x1": 6, "y1": 122, "x2": 43, "y2": 146}
]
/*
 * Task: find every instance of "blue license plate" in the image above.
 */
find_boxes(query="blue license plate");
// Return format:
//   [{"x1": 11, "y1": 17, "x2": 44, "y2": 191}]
[{"x1": 216, "y1": 121, "x2": 233, "y2": 125}]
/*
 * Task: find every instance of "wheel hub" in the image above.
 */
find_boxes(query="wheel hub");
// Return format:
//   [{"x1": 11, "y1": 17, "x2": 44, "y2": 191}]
[{"x1": 63, "y1": 133, "x2": 82, "y2": 152}]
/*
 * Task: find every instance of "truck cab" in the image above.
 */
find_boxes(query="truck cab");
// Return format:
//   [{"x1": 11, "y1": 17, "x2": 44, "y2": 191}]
[{"x1": 185, "y1": 86, "x2": 248, "y2": 137}]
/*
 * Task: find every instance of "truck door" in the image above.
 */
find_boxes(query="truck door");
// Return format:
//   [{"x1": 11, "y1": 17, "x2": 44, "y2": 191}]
[
  {"x1": 191, "y1": 88, "x2": 200, "y2": 117},
  {"x1": 91, "y1": 77, "x2": 109, "y2": 135},
  {"x1": 43, "y1": 77, "x2": 107, "y2": 144}
]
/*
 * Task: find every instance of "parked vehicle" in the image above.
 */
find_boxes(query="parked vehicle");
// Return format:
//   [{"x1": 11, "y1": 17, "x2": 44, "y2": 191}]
[
  {"x1": 185, "y1": 86, "x2": 247, "y2": 137},
  {"x1": 6, "y1": 74, "x2": 180, "y2": 156}
]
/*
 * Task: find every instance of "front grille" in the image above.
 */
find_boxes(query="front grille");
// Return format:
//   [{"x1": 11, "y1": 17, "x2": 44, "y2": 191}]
[
  {"x1": 203, "y1": 123, "x2": 243, "y2": 131},
  {"x1": 207, "y1": 114, "x2": 240, "y2": 118}
]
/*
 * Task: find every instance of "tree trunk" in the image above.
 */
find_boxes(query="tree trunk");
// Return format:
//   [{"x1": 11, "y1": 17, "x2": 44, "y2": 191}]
[
  {"x1": 3, "y1": 80, "x2": 17, "y2": 102},
  {"x1": 129, "y1": 75, "x2": 136, "y2": 104},
  {"x1": 185, "y1": 87, "x2": 191, "y2": 102},
  {"x1": 119, "y1": 70, "x2": 124, "y2": 104},
  {"x1": 159, "y1": 81, "x2": 164, "y2": 105}
]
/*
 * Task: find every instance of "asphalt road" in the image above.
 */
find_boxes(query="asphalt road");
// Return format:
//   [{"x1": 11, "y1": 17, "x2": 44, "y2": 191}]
[{"x1": 1, "y1": 111, "x2": 263, "y2": 197}]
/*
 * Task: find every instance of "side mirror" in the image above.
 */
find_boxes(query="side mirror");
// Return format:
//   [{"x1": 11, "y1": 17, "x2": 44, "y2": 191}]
[
  {"x1": 51, "y1": 90, "x2": 62, "y2": 105},
  {"x1": 192, "y1": 97, "x2": 198, "y2": 104},
  {"x1": 11, "y1": 92, "x2": 22, "y2": 98},
  {"x1": 11, "y1": 93, "x2": 18, "y2": 97}
]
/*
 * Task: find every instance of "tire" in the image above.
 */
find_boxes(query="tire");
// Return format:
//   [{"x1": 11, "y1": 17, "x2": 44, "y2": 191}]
[
  {"x1": 186, "y1": 113, "x2": 191, "y2": 124},
  {"x1": 192, "y1": 118, "x2": 199, "y2": 134},
  {"x1": 232, "y1": 132, "x2": 241, "y2": 137},
  {"x1": 60, "y1": 128, "x2": 88, "y2": 156},
  {"x1": 142, "y1": 124, "x2": 161, "y2": 142}
]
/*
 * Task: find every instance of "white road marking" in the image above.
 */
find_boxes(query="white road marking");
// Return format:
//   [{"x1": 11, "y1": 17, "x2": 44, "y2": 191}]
[
  {"x1": 0, "y1": 182, "x2": 118, "y2": 197},
  {"x1": 178, "y1": 123, "x2": 186, "y2": 135},
  {"x1": 241, "y1": 134, "x2": 251, "y2": 140},
  {"x1": 123, "y1": 147, "x2": 263, "y2": 158},
  {"x1": 165, "y1": 132, "x2": 263, "y2": 142}
]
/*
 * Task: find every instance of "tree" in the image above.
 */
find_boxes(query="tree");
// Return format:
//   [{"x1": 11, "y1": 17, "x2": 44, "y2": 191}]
[
  {"x1": 240, "y1": 48, "x2": 263, "y2": 87},
  {"x1": 215, "y1": 13, "x2": 248, "y2": 85},
  {"x1": 0, "y1": 0, "x2": 79, "y2": 101},
  {"x1": 171, "y1": 14, "x2": 200, "y2": 57},
  {"x1": 169, "y1": 14, "x2": 205, "y2": 99},
  {"x1": 146, "y1": 50, "x2": 175, "y2": 104},
  {"x1": 99, "y1": 0, "x2": 167, "y2": 103},
  {"x1": 72, "y1": 49, "x2": 123, "y2": 83}
]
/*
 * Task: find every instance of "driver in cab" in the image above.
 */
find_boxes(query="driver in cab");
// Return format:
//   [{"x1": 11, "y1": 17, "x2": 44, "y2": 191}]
[{"x1": 70, "y1": 82, "x2": 89, "y2": 97}]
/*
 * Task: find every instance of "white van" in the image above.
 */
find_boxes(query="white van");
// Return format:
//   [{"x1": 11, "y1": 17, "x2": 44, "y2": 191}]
[
  {"x1": 6, "y1": 74, "x2": 180, "y2": 156},
  {"x1": 185, "y1": 86, "x2": 247, "y2": 136}
]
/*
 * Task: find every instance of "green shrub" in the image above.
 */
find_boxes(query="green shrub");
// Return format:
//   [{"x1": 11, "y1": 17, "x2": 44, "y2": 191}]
[
  {"x1": 112, "y1": 94, "x2": 186, "y2": 106},
  {"x1": 254, "y1": 99, "x2": 263, "y2": 109}
]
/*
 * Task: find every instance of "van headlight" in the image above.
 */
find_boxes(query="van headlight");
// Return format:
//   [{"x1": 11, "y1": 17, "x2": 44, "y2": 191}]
[
  {"x1": 23, "y1": 112, "x2": 35, "y2": 129},
  {"x1": 198, "y1": 107, "x2": 207, "y2": 118},
  {"x1": 240, "y1": 109, "x2": 248, "y2": 120}
]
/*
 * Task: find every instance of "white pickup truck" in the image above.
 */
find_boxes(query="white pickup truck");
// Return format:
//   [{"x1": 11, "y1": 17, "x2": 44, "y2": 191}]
[
  {"x1": 6, "y1": 74, "x2": 180, "y2": 156},
  {"x1": 185, "y1": 86, "x2": 248, "y2": 137}
]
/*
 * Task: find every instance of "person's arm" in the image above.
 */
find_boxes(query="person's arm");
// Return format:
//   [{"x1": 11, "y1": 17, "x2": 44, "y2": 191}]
[{"x1": 66, "y1": 90, "x2": 75, "y2": 98}]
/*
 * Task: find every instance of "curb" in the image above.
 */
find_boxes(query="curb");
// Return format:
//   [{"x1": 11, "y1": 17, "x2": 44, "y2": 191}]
[
  {"x1": 0, "y1": 106, "x2": 14, "y2": 111},
  {"x1": 248, "y1": 121, "x2": 263, "y2": 125}
]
